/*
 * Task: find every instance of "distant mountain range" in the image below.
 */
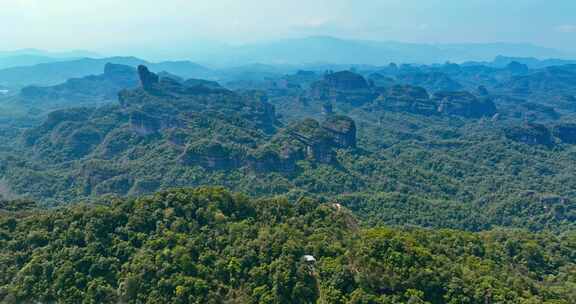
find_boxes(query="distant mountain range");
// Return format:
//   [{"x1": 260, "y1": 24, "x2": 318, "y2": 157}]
[
  {"x1": 4, "y1": 36, "x2": 572, "y2": 69},
  {"x1": 464, "y1": 55, "x2": 576, "y2": 69},
  {"x1": 185, "y1": 36, "x2": 573, "y2": 66},
  {"x1": 0, "y1": 57, "x2": 213, "y2": 88},
  {"x1": 0, "y1": 49, "x2": 102, "y2": 69},
  {"x1": 0, "y1": 36, "x2": 575, "y2": 89}
]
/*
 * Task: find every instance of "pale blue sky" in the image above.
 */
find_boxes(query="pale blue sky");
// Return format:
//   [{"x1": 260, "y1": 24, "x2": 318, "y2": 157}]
[{"x1": 0, "y1": 0, "x2": 574, "y2": 53}]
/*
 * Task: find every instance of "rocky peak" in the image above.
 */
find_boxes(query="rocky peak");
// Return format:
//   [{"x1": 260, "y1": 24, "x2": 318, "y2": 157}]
[
  {"x1": 375, "y1": 85, "x2": 436, "y2": 115},
  {"x1": 322, "y1": 115, "x2": 357, "y2": 148},
  {"x1": 136, "y1": 65, "x2": 231, "y2": 97},
  {"x1": 433, "y1": 91, "x2": 497, "y2": 118},
  {"x1": 283, "y1": 116, "x2": 357, "y2": 164},
  {"x1": 308, "y1": 71, "x2": 377, "y2": 107},
  {"x1": 138, "y1": 65, "x2": 159, "y2": 91},
  {"x1": 507, "y1": 61, "x2": 529, "y2": 74},
  {"x1": 180, "y1": 141, "x2": 241, "y2": 171},
  {"x1": 505, "y1": 123, "x2": 554, "y2": 146},
  {"x1": 324, "y1": 70, "x2": 369, "y2": 91},
  {"x1": 240, "y1": 90, "x2": 277, "y2": 132}
]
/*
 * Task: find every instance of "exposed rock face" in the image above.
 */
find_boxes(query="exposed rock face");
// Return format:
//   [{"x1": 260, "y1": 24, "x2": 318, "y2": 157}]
[
  {"x1": 259, "y1": 101, "x2": 276, "y2": 130},
  {"x1": 248, "y1": 150, "x2": 281, "y2": 173},
  {"x1": 240, "y1": 91, "x2": 277, "y2": 132},
  {"x1": 375, "y1": 85, "x2": 436, "y2": 115},
  {"x1": 138, "y1": 65, "x2": 159, "y2": 91},
  {"x1": 506, "y1": 61, "x2": 530, "y2": 74},
  {"x1": 298, "y1": 116, "x2": 357, "y2": 164},
  {"x1": 131, "y1": 65, "x2": 231, "y2": 98},
  {"x1": 129, "y1": 111, "x2": 160, "y2": 135},
  {"x1": 307, "y1": 140, "x2": 336, "y2": 164},
  {"x1": 433, "y1": 91, "x2": 497, "y2": 118},
  {"x1": 246, "y1": 147, "x2": 303, "y2": 174},
  {"x1": 553, "y1": 123, "x2": 576, "y2": 144},
  {"x1": 77, "y1": 162, "x2": 124, "y2": 196},
  {"x1": 505, "y1": 123, "x2": 554, "y2": 146},
  {"x1": 182, "y1": 140, "x2": 303, "y2": 174},
  {"x1": 324, "y1": 71, "x2": 369, "y2": 91},
  {"x1": 278, "y1": 145, "x2": 303, "y2": 172},
  {"x1": 309, "y1": 70, "x2": 375, "y2": 106},
  {"x1": 180, "y1": 141, "x2": 241, "y2": 171},
  {"x1": 283, "y1": 116, "x2": 357, "y2": 164},
  {"x1": 322, "y1": 115, "x2": 357, "y2": 148}
]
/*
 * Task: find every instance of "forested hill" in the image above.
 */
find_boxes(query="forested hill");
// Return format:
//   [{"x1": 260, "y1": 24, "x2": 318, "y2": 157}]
[
  {"x1": 0, "y1": 187, "x2": 574, "y2": 303},
  {"x1": 2, "y1": 65, "x2": 576, "y2": 233},
  {"x1": 1, "y1": 63, "x2": 576, "y2": 303}
]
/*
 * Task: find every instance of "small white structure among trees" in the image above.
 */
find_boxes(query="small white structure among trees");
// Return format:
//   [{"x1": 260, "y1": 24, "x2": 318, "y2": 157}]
[{"x1": 303, "y1": 255, "x2": 316, "y2": 264}]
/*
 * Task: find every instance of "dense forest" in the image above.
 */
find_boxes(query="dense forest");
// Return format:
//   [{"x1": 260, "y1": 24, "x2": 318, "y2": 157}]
[
  {"x1": 1, "y1": 55, "x2": 576, "y2": 303},
  {"x1": 1, "y1": 187, "x2": 575, "y2": 303},
  {"x1": 1, "y1": 64, "x2": 576, "y2": 232}
]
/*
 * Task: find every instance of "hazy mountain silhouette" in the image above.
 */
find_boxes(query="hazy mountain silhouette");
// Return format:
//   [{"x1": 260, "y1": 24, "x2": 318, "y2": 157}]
[
  {"x1": 0, "y1": 57, "x2": 213, "y2": 87},
  {"x1": 0, "y1": 49, "x2": 102, "y2": 69},
  {"x1": 196, "y1": 36, "x2": 570, "y2": 65}
]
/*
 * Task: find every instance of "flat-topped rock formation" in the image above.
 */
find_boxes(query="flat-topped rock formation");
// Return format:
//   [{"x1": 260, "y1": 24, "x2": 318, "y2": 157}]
[
  {"x1": 505, "y1": 123, "x2": 554, "y2": 146},
  {"x1": 433, "y1": 91, "x2": 497, "y2": 118}
]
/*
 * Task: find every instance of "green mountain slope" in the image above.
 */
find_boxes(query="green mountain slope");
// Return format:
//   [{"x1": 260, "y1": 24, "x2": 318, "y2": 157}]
[
  {"x1": 2, "y1": 67, "x2": 576, "y2": 232},
  {"x1": 0, "y1": 187, "x2": 574, "y2": 304}
]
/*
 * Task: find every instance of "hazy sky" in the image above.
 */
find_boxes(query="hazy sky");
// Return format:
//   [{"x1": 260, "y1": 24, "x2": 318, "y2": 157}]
[{"x1": 0, "y1": 0, "x2": 575, "y2": 54}]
